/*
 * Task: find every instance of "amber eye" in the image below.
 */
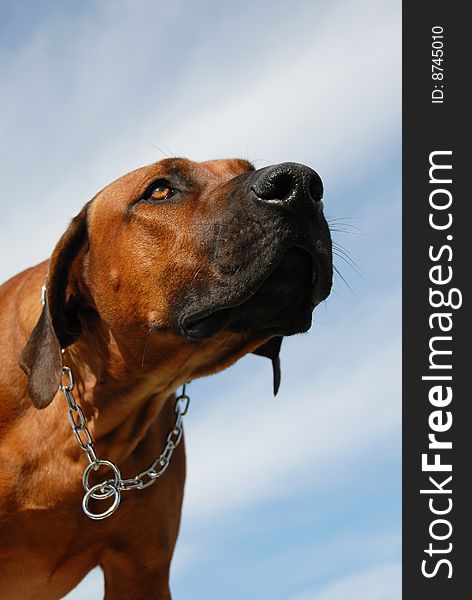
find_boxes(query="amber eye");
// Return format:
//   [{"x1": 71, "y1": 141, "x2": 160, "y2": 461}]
[
  {"x1": 141, "y1": 179, "x2": 177, "y2": 203},
  {"x1": 149, "y1": 182, "x2": 174, "y2": 201}
]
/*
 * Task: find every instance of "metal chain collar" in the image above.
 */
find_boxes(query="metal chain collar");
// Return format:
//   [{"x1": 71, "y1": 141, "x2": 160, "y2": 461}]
[
  {"x1": 40, "y1": 285, "x2": 189, "y2": 520},
  {"x1": 60, "y1": 367, "x2": 190, "y2": 520}
]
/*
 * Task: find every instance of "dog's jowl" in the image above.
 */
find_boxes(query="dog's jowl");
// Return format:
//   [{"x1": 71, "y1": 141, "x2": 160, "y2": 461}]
[{"x1": 0, "y1": 158, "x2": 332, "y2": 600}]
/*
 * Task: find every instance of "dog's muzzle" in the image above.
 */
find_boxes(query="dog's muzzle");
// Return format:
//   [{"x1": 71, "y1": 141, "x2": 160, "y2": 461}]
[{"x1": 178, "y1": 162, "x2": 333, "y2": 340}]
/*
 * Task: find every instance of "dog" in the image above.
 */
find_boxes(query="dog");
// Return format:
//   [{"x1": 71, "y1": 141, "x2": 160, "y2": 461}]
[{"x1": 0, "y1": 158, "x2": 332, "y2": 599}]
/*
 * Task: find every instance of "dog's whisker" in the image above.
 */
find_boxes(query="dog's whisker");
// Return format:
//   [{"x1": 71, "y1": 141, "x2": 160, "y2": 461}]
[
  {"x1": 332, "y1": 263, "x2": 355, "y2": 294},
  {"x1": 327, "y1": 215, "x2": 359, "y2": 222},
  {"x1": 332, "y1": 241, "x2": 361, "y2": 267},
  {"x1": 333, "y1": 253, "x2": 364, "y2": 282},
  {"x1": 244, "y1": 144, "x2": 251, "y2": 164},
  {"x1": 332, "y1": 244, "x2": 364, "y2": 278},
  {"x1": 329, "y1": 225, "x2": 365, "y2": 237},
  {"x1": 149, "y1": 142, "x2": 171, "y2": 159},
  {"x1": 153, "y1": 135, "x2": 176, "y2": 158},
  {"x1": 327, "y1": 217, "x2": 366, "y2": 236},
  {"x1": 191, "y1": 267, "x2": 203, "y2": 283},
  {"x1": 140, "y1": 328, "x2": 153, "y2": 368}
]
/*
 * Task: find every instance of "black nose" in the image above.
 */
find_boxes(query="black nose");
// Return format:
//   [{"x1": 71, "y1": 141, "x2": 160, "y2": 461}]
[{"x1": 251, "y1": 162, "x2": 323, "y2": 207}]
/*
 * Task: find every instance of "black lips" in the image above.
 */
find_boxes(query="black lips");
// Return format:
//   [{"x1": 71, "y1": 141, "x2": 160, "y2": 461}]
[{"x1": 177, "y1": 162, "x2": 332, "y2": 341}]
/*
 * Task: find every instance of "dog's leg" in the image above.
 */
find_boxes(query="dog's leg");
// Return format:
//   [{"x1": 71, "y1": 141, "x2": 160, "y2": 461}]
[{"x1": 101, "y1": 554, "x2": 173, "y2": 600}]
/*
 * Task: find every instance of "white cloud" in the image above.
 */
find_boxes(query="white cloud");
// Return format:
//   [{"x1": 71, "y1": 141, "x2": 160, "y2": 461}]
[
  {"x1": 63, "y1": 568, "x2": 103, "y2": 600},
  {"x1": 291, "y1": 562, "x2": 401, "y2": 600},
  {"x1": 160, "y1": 0, "x2": 400, "y2": 173},
  {"x1": 67, "y1": 545, "x2": 402, "y2": 600},
  {"x1": 0, "y1": 0, "x2": 400, "y2": 283},
  {"x1": 182, "y1": 294, "x2": 400, "y2": 521}
]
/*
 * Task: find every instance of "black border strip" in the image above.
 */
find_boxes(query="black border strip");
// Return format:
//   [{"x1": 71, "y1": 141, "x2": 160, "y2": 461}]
[{"x1": 403, "y1": 2, "x2": 469, "y2": 597}]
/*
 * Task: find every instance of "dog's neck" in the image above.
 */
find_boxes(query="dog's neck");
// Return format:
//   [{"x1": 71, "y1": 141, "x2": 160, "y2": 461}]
[
  {"x1": 60, "y1": 314, "x2": 249, "y2": 462},
  {"x1": 62, "y1": 325, "x2": 189, "y2": 456}
]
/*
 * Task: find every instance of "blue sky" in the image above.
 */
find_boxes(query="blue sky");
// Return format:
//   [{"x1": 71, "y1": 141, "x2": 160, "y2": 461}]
[{"x1": 0, "y1": 1, "x2": 401, "y2": 598}]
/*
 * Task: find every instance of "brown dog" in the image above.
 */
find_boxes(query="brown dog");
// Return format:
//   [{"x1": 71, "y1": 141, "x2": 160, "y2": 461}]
[{"x1": 0, "y1": 158, "x2": 332, "y2": 599}]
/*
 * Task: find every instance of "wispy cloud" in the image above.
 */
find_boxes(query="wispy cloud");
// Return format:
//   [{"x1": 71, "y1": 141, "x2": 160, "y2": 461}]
[
  {"x1": 291, "y1": 562, "x2": 401, "y2": 600},
  {"x1": 2, "y1": 1, "x2": 400, "y2": 598},
  {"x1": 0, "y1": 0, "x2": 399, "y2": 282},
  {"x1": 184, "y1": 316, "x2": 400, "y2": 521}
]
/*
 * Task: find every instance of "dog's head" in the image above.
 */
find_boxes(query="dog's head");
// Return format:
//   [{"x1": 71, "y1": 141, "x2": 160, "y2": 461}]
[{"x1": 20, "y1": 158, "x2": 332, "y2": 408}]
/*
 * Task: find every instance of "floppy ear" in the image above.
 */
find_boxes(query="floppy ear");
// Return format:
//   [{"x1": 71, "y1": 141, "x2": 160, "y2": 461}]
[
  {"x1": 19, "y1": 203, "x2": 90, "y2": 409},
  {"x1": 252, "y1": 336, "x2": 283, "y2": 395}
]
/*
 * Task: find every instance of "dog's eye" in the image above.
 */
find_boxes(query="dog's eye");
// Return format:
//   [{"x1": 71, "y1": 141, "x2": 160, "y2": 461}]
[
  {"x1": 145, "y1": 180, "x2": 175, "y2": 202},
  {"x1": 150, "y1": 184, "x2": 174, "y2": 201}
]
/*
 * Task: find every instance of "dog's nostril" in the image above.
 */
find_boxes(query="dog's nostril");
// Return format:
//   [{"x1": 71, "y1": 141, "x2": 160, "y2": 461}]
[
  {"x1": 255, "y1": 170, "x2": 295, "y2": 202},
  {"x1": 308, "y1": 173, "x2": 323, "y2": 201},
  {"x1": 252, "y1": 163, "x2": 323, "y2": 207},
  {"x1": 269, "y1": 172, "x2": 295, "y2": 200}
]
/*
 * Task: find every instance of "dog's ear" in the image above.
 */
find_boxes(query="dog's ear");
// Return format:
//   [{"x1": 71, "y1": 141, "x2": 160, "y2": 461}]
[
  {"x1": 252, "y1": 336, "x2": 283, "y2": 395},
  {"x1": 19, "y1": 203, "x2": 90, "y2": 409}
]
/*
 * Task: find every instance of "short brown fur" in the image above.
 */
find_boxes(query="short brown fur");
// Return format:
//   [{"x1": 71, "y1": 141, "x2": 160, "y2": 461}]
[{"x1": 0, "y1": 159, "x2": 287, "y2": 599}]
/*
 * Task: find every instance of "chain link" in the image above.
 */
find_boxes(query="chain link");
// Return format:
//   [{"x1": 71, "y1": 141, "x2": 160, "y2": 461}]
[{"x1": 60, "y1": 365, "x2": 189, "y2": 520}]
